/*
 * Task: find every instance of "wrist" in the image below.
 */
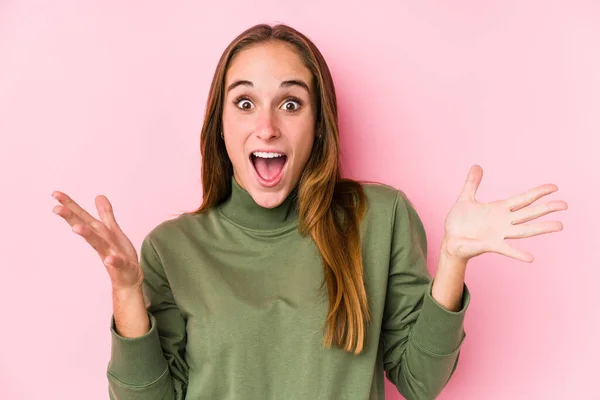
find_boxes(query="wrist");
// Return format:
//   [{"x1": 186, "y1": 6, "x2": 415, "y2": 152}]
[
  {"x1": 112, "y1": 286, "x2": 150, "y2": 338},
  {"x1": 433, "y1": 240, "x2": 468, "y2": 312},
  {"x1": 440, "y1": 235, "x2": 471, "y2": 266},
  {"x1": 112, "y1": 285, "x2": 144, "y2": 300}
]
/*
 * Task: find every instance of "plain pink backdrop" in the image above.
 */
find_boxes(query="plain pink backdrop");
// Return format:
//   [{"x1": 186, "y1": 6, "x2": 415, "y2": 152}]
[{"x1": 1, "y1": 1, "x2": 598, "y2": 399}]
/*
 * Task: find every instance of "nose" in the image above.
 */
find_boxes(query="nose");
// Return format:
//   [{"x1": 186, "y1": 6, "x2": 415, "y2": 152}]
[{"x1": 254, "y1": 109, "x2": 280, "y2": 141}]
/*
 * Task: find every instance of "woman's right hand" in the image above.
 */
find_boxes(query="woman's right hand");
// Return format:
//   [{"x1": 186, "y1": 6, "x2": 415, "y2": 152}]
[{"x1": 51, "y1": 191, "x2": 144, "y2": 292}]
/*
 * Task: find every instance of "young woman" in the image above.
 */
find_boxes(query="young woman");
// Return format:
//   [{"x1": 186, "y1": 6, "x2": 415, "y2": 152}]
[{"x1": 52, "y1": 24, "x2": 567, "y2": 400}]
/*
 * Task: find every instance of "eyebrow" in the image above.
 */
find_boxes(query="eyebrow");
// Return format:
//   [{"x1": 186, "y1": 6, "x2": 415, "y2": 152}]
[{"x1": 226, "y1": 79, "x2": 311, "y2": 94}]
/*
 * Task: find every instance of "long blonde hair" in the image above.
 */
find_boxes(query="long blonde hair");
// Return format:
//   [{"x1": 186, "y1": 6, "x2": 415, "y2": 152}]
[{"x1": 191, "y1": 24, "x2": 370, "y2": 354}]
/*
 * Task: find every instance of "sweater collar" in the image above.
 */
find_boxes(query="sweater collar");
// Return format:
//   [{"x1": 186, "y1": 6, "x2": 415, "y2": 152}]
[{"x1": 218, "y1": 177, "x2": 299, "y2": 231}]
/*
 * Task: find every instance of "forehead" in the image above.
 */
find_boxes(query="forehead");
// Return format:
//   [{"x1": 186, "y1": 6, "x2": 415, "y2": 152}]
[{"x1": 225, "y1": 41, "x2": 312, "y2": 86}]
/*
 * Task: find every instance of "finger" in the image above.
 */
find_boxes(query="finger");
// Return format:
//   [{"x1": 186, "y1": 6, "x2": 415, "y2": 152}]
[
  {"x1": 103, "y1": 253, "x2": 140, "y2": 285},
  {"x1": 95, "y1": 195, "x2": 124, "y2": 233},
  {"x1": 104, "y1": 253, "x2": 126, "y2": 268},
  {"x1": 457, "y1": 164, "x2": 483, "y2": 202},
  {"x1": 511, "y1": 200, "x2": 569, "y2": 224},
  {"x1": 505, "y1": 184, "x2": 559, "y2": 212},
  {"x1": 52, "y1": 191, "x2": 97, "y2": 225},
  {"x1": 492, "y1": 241, "x2": 534, "y2": 263},
  {"x1": 104, "y1": 253, "x2": 137, "y2": 273},
  {"x1": 72, "y1": 223, "x2": 113, "y2": 259},
  {"x1": 506, "y1": 220, "x2": 564, "y2": 239},
  {"x1": 52, "y1": 204, "x2": 86, "y2": 228},
  {"x1": 103, "y1": 253, "x2": 127, "y2": 280},
  {"x1": 89, "y1": 219, "x2": 118, "y2": 246},
  {"x1": 53, "y1": 205, "x2": 114, "y2": 250},
  {"x1": 95, "y1": 195, "x2": 135, "y2": 256}
]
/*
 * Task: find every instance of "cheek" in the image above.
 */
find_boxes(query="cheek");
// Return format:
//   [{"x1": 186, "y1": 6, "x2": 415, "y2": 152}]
[
  {"x1": 222, "y1": 109, "x2": 249, "y2": 159},
  {"x1": 222, "y1": 129, "x2": 245, "y2": 167},
  {"x1": 223, "y1": 136, "x2": 245, "y2": 165},
  {"x1": 222, "y1": 107, "x2": 244, "y2": 133},
  {"x1": 292, "y1": 124, "x2": 316, "y2": 162}
]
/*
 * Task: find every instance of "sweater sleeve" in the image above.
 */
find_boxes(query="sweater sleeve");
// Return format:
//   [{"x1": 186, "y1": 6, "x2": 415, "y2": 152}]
[
  {"x1": 381, "y1": 191, "x2": 470, "y2": 400},
  {"x1": 107, "y1": 235, "x2": 189, "y2": 400}
]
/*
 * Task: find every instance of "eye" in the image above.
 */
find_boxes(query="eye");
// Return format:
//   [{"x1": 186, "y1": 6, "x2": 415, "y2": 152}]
[
  {"x1": 281, "y1": 98, "x2": 302, "y2": 112},
  {"x1": 234, "y1": 96, "x2": 254, "y2": 110}
]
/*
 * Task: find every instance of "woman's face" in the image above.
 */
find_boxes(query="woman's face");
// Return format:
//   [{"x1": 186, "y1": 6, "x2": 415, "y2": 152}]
[{"x1": 222, "y1": 41, "x2": 316, "y2": 209}]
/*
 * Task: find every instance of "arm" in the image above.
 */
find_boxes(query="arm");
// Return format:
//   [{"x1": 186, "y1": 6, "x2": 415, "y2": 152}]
[
  {"x1": 431, "y1": 238, "x2": 467, "y2": 312},
  {"x1": 49, "y1": 191, "x2": 189, "y2": 399},
  {"x1": 107, "y1": 236, "x2": 189, "y2": 400},
  {"x1": 382, "y1": 191, "x2": 470, "y2": 400}
]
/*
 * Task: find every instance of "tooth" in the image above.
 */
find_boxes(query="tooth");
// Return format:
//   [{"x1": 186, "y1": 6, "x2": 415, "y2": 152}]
[{"x1": 253, "y1": 152, "x2": 283, "y2": 158}]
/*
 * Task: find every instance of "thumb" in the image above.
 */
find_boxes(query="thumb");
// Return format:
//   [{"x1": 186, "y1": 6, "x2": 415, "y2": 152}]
[
  {"x1": 457, "y1": 164, "x2": 483, "y2": 202},
  {"x1": 104, "y1": 254, "x2": 124, "y2": 269}
]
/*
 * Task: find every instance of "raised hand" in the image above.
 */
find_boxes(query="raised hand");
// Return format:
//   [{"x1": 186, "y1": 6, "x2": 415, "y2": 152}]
[
  {"x1": 442, "y1": 165, "x2": 568, "y2": 263},
  {"x1": 51, "y1": 191, "x2": 143, "y2": 291}
]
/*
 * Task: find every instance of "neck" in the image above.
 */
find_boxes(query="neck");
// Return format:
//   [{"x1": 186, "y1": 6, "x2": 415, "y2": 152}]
[{"x1": 217, "y1": 177, "x2": 299, "y2": 231}]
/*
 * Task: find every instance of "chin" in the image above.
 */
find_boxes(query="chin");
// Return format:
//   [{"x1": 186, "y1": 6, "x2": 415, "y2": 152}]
[{"x1": 247, "y1": 182, "x2": 291, "y2": 209}]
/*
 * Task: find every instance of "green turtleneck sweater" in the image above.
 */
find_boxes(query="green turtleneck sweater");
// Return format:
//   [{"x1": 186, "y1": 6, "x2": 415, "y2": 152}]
[{"x1": 107, "y1": 179, "x2": 470, "y2": 400}]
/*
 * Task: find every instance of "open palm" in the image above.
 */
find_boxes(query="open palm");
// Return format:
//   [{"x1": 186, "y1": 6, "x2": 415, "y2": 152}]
[
  {"x1": 52, "y1": 191, "x2": 143, "y2": 290},
  {"x1": 443, "y1": 165, "x2": 568, "y2": 263}
]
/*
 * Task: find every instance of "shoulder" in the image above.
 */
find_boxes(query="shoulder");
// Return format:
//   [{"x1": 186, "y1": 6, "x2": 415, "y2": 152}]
[
  {"x1": 359, "y1": 181, "x2": 425, "y2": 238},
  {"x1": 360, "y1": 182, "x2": 416, "y2": 216},
  {"x1": 359, "y1": 182, "x2": 427, "y2": 250},
  {"x1": 362, "y1": 182, "x2": 399, "y2": 203},
  {"x1": 143, "y1": 209, "x2": 214, "y2": 245}
]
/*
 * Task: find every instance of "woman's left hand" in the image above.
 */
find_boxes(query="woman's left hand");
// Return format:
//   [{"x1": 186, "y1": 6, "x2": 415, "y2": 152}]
[{"x1": 442, "y1": 165, "x2": 568, "y2": 263}]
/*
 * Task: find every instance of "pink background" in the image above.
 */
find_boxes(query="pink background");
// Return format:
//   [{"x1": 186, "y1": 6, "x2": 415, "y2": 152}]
[{"x1": 1, "y1": 1, "x2": 598, "y2": 399}]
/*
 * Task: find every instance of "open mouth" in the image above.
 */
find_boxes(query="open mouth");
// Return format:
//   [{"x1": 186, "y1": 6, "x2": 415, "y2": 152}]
[{"x1": 250, "y1": 151, "x2": 288, "y2": 187}]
